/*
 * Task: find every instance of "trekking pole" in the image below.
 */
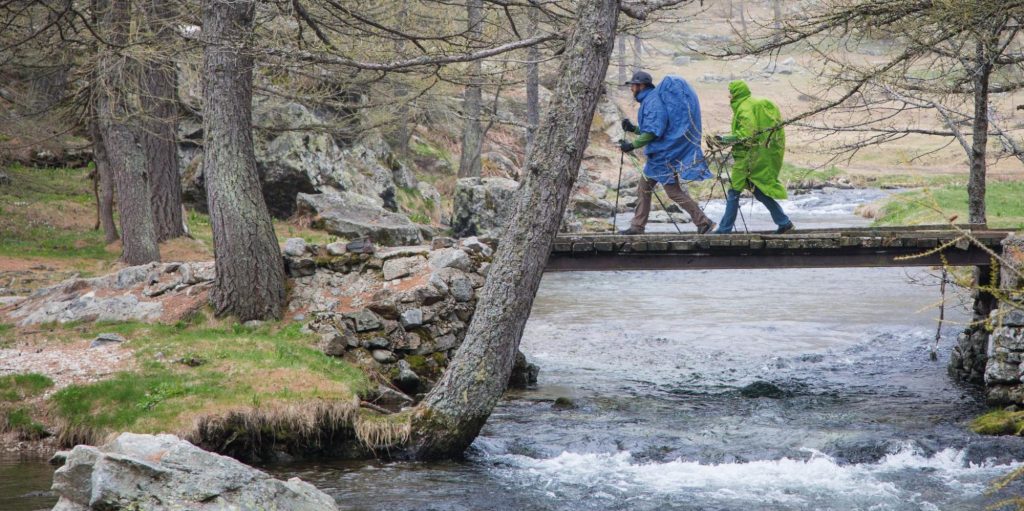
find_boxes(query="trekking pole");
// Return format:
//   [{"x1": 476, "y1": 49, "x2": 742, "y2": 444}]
[
  {"x1": 627, "y1": 154, "x2": 683, "y2": 234},
  {"x1": 708, "y1": 145, "x2": 749, "y2": 234},
  {"x1": 611, "y1": 152, "x2": 624, "y2": 234}
]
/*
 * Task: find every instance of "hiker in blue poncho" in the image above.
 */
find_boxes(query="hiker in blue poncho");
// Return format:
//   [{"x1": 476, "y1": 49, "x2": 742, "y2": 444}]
[{"x1": 619, "y1": 71, "x2": 715, "y2": 235}]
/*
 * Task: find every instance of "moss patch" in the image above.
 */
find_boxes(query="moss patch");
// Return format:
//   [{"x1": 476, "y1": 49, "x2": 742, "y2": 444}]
[
  {"x1": 48, "y1": 319, "x2": 371, "y2": 446},
  {"x1": 970, "y1": 410, "x2": 1024, "y2": 436}
]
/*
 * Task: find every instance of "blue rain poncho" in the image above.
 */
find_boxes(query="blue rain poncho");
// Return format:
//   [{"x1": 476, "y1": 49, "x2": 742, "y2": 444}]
[{"x1": 636, "y1": 75, "x2": 712, "y2": 185}]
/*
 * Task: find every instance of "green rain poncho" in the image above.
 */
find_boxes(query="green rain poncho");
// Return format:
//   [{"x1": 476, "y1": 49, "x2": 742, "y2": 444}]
[{"x1": 723, "y1": 80, "x2": 787, "y2": 199}]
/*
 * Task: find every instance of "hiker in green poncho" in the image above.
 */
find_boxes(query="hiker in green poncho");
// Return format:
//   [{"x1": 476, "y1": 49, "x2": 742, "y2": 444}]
[{"x1": 710, "y1": 80, "x2": 794, "y2": 234}]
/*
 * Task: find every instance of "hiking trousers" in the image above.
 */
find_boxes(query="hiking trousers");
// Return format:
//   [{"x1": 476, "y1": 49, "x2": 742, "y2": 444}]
[{"x1": 630, "y1": 178, "x2": 713, "y2": 232}]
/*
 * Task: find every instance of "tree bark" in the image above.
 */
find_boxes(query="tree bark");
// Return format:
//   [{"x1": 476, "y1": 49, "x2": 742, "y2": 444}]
[
  {"x1": 90, "y1": 118, "x2": 119, "y2": 244},
  {"x1": 202, "y1": 0, "x2": 286, "y2": 321},
  {"x1": 392, "y1": 0, "x2": 412, "y2": 158},
  {"x1": 96, "y1": 0, "x2": 160, "y2": 265},
  {"x1": 408, "y1": 0, "x2": 619, "y2": 460},
  {"x1": 142, "y1": 0, "x2": 185, "y2": 241},
  {"x1": 524, "y1": 6, "x2": 540, "y2": 161},
  {"x1": 617, "y1": 34, "x2": 627, "y2": 86},
  {"x1": 457, "y1": 0, "x2": 485, "y2": 178},
  {"x1": 631, "y1": 34, "x2": 642, "y2": 73},
  {"x1": 969, "y1": 39, "x2": 990, "y2": 226}
]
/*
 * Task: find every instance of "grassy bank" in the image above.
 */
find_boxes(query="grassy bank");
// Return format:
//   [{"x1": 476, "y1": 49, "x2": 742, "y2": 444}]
[
  {"x1": 41, "y1": 314, "x2": 371, "y2": 450},
  {"x1": 0, "y1": 164, "x2": 336, "y2": 280},
  {"x1": 871, "y1": 181, "x2": 1024, "y2": 229}
]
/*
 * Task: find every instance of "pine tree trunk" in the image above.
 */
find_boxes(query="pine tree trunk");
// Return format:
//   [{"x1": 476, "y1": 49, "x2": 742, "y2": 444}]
[
  {"x1": 142, "y1": 0, "x2": 184, "y2": 241},
  {"x1": 96, "y1": 0, "x2": 160, "y2": 265},
  {"x1": 457, "y1": 0, "x2": 484, "y2": 178},
  {"x1": 90, "y1": 118, "x2": 119, "y2": 244},
  {"x1": 393, "y1": 0, "x2": 411, "y2": 158},
  {"x1": 969, "y1": 40, "x2": 990, "y2": 226},
  {"x1": 408, "y1": 0, "x2": 619, "y2": 460},
  {"x1": 202, "y1": 0, "x2": 286, "y2": 321},
  {"x1": 524, "y1": 6, "x2": 540, "y2": 161}
]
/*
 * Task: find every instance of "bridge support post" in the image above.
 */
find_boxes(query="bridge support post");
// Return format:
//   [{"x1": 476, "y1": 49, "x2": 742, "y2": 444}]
[
  {"x1": 949, "y1": 264, "x2": 1000, "y2": 384},
  {"x1": 979, "y1": 235, "x2": 1024, "y2": 404}
]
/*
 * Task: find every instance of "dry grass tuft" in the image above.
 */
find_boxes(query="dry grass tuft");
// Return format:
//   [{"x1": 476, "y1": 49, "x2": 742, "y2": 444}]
[{"x1": 354, "y1": 409, "x2": 412, "y2": 451}]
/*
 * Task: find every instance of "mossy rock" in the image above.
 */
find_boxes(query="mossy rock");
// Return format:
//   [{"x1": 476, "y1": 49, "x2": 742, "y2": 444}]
[{"x1": 971, "y1": 410, "x2": 1024, "y2": 436}]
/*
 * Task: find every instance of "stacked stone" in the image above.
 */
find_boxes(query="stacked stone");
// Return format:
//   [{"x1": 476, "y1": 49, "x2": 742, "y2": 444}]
[
  {"x1": 983, "y1": 235, "x2": 1024, "y2": 404},
  {"x1": 282, "y1": 236, "x2": 537, "y2": 398}
]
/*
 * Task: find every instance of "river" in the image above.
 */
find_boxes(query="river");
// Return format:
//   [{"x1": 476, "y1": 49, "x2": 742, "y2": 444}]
[{"x1": 4, "y1": 189, "x2": 1023, "y2": 510}]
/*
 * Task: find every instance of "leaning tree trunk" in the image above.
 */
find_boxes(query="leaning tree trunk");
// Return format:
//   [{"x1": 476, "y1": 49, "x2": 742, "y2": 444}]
[
  {"x1": 96, "y1": 0, "x2": 160, "y2": 265},
  {"x1": 457, "y1": 0, "x2": 485, "y2": 178},
  {"x1": 407, "y1": 0, "x2": 619, "y2": 460},
  {"x1": 524, "y1": 5, "x2": 540, "y2": 160},
  {"x1": 142, "y1": 0, "x2": 185, "y2": 241},
  {"x1": 202, "y1": 0, "x2": 286, "y2": 321},
  {"x1": 968, "y1": 40, "x2": 990, "y2": 226}
]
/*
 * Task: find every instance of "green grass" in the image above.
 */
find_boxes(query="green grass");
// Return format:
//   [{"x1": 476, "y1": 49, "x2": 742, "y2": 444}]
[
  {"x1": 396, "y1": 186, "x2": 438, "y2": 224},
  {"x1": 410, "y1": 139, "x2": 452, "y2": 164},
  {"x1": 49, "y1": 318, "x2": 370, "y2": 440},
  {"x1": 0, "y1": 373, "x2": 54, "y2": 440},
  {"x1": 0, "y1": 373, "x2": 54, "y2": 402},
  {"x1": 0, "y1": 164, "x2": 115, "y2": 261},
  {"x1": 872, "y1": 181, "x2": 1024, "y2": 229}
]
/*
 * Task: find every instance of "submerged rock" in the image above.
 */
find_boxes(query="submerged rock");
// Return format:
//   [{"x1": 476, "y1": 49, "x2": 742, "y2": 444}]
[
  {"x1": 739, "y1": 381, "x2": 788, "y2": 399},
  {"x1": 50, "y1": 432, "x2": 338, "y2": 511}
]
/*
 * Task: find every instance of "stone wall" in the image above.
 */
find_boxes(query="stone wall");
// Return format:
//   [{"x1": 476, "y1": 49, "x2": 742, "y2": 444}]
[
  {"x1": 282, "y1": 236, "x2": 538, "y2": 400},
  {"x1": 982, "y1": 235, "x2": 1024, "y2": 404}
]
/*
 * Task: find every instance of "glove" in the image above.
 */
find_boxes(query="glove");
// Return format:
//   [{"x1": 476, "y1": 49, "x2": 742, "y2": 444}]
[
  {"x1": 618, "y1": 139, "x2": 635, "y2": 153},
  {"x1": 621, "y1": 118, "x2": 637, "y2": 133}
]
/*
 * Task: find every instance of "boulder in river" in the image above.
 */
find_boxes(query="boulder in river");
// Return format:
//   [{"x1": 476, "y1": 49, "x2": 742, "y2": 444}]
[
  {"x1": 739, "y1": 381, "x2": 788, "y2": 399},
  {"x1": 50, "y1": 432, "x2": 338, "y2": 511}
]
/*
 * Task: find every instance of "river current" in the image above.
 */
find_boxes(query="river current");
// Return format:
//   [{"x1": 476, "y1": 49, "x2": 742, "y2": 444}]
[{"x1": 4, "y1": 189, "x2": 1023, "y2": 510}]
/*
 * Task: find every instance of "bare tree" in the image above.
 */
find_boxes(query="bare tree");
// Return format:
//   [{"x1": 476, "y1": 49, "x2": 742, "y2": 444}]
[
  {"x1": 141, "y1": 0, "x2": 184, "y2": 241},
  {"x1": 95, "y1": 0, "x2": 160, "y2": 265},
  {"x1": 202, "y1": 0, "x2": 286, "y2": 320},
  {"x1": 524, "y1": 5, "x2": 540, "y2": 160},
  {"x1": 457, "y1": 0, "x2": 485, "y2": 178},
  {"x1": 722, "y1": 0, "x2": 1024, "y2": 226}
]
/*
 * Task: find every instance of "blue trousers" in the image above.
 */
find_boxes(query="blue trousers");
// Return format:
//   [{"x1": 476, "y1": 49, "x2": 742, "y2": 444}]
[{"x1": 715, "y1": 187, "x2": 792, "y2": 233}]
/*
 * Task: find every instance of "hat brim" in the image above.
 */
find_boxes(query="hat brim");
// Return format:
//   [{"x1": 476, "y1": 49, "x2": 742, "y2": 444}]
[{"x1": 623, "y1": 80, "x2": 648, "y2": 85}]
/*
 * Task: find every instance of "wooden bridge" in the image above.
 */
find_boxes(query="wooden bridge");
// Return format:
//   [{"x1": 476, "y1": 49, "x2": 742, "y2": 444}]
[{"x1": 547, "y1": 225, "x2": 1013, "y2": 271}]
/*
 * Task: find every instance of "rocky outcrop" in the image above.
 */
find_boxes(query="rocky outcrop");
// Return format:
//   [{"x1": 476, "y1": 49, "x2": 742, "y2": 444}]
[
  {"x1": 4, "y1": 262, "x2": 213, "y2": 326},
  {"x1": 50, "y1": 433, "x2": 337, "y2": 511},
  {"x1": 180, "y1": 100, "x2": 416, "y2": 219},
  {"x1": 297, "y1": 191, "x2": 424, "y2": 246},
  {"x1": 451, "y1": 177, "x2": 519, "y2": 238}
]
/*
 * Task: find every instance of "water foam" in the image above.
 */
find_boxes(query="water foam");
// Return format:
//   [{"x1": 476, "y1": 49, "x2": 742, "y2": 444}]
[{"x1": 490, "y1": 445, "x2": 1018, "y2": 509}]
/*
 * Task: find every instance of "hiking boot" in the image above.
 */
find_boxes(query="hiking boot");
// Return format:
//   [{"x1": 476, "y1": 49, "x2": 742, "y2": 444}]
[
  {"x1": 774, "y1": 222, "x2": 795, "y2": 234},
  {"x1": 698, "y1": 222, "x2": 716, "y2": 235},
  {"x1": 618, "y1": 226, "x2": 644, "y2": 235}
]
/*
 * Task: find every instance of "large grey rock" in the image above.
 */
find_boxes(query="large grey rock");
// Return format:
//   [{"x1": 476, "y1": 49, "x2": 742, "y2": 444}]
[
  {"x1": 282, "y1": 237, "x2": 308, "y2": 257},
  {"x1": 382, "y1": 256, "x2": 426, "y2": 281},
  {"x1": 297, "y1": 191, "x2": 422, "y2": 246},
  {"x1": 571, "y1": 193, "x2": 615, "y2": 218},
  {"x1": 451, "y1": 177, "x2": 519, "y2": 237},
  {"x1": 429, "y1": 248, "x2": 473, "y2": 272},
  {"x1": 50, "y1": 433, "x2": 337, "y2": 511},
  {"x1": 181, "y1": 100, "x2": 413, "y2": 219}
]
